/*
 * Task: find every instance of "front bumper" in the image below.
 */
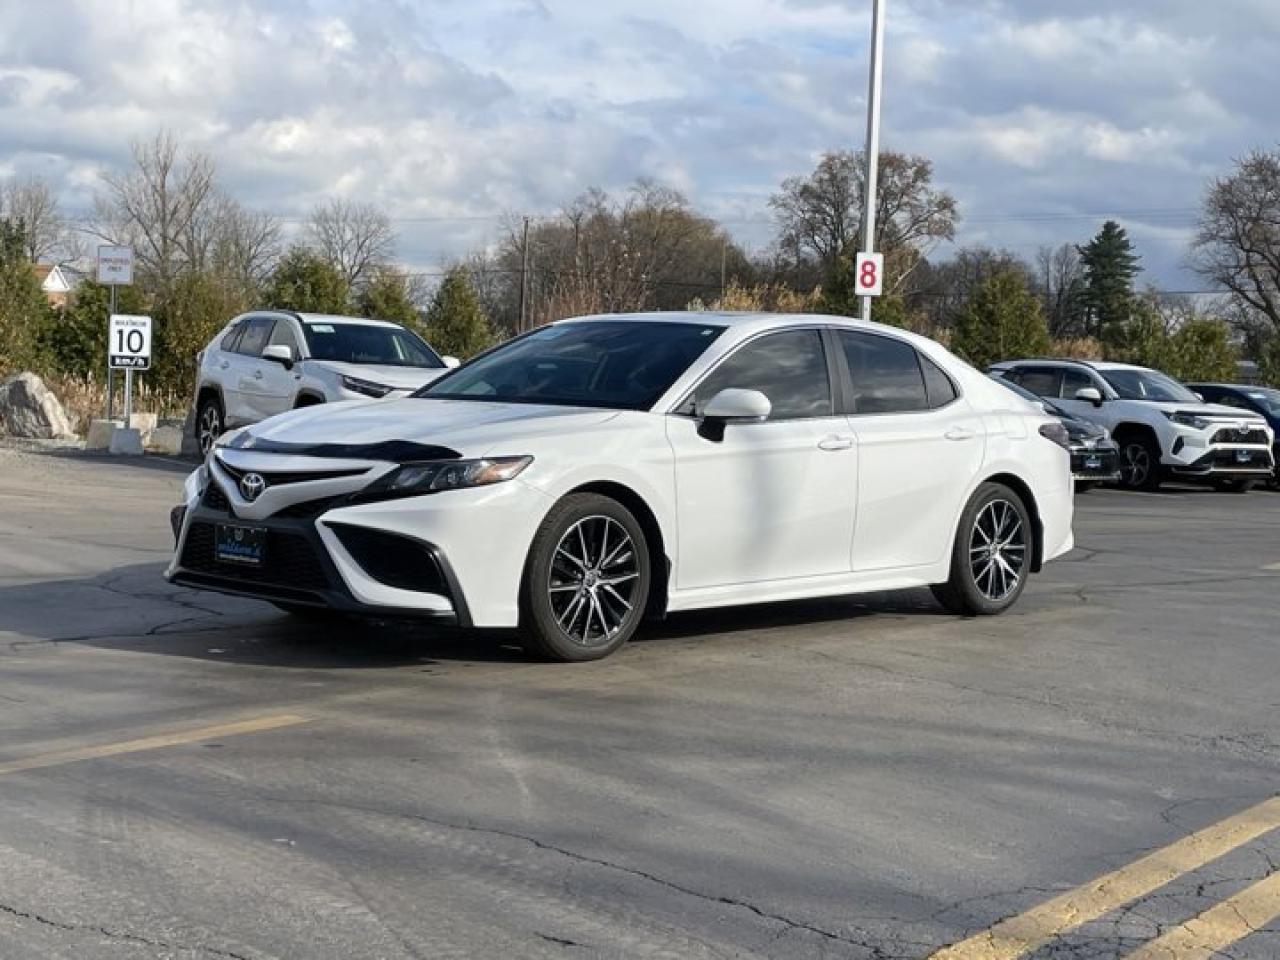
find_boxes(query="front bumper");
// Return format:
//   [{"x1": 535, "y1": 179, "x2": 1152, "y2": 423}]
[{"x1": 1167, "y1": 445, "x2": 1275, "y2": 479}]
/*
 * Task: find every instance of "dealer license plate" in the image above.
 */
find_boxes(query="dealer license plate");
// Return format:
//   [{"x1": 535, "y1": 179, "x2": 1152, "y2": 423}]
[{"x1": 215, "y1": 523, "x2": 267, "y2": 566}]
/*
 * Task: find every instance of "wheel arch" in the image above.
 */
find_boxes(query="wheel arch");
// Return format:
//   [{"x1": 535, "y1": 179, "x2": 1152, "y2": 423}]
[
  {"x1": 980, "y1": 472, "x2": 1045, "y2": 573},
  {"x1": 294, "y1": 390, "x2": 325, "y2": 408},
  {"x1": 1111, "y1": 421, "x2": 1162, "y2": 453},
  {"x1": 563, "y1": 480, "x2": 671, "y2": 620}
]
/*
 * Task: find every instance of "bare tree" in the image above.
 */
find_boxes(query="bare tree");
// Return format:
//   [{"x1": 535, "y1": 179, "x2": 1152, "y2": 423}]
[
  {"x1": 1035, "y1": 243, "x2": 1087, "y2": 338},
  {"x1": 1192, "y1": 148, "x2": 1280, "y2": 335},
  {"x1": 2, "y1": 175, "x2": 65, "y2": 262},
  {"x1": 769, "y1": 150, "x2": 959, "y2": 281},
  {"x1": 910, "y1": 246, "x2": 1033, "y2": 330},
  {"x1": 305, "y1": 198, "x2": 395, "y2": 287},
  {"x1": 93, "y1": 131, "x2": 219, "y2": 291},
  {"x1": 212, "y1": 197, "x2": 282, "y2": 298}
]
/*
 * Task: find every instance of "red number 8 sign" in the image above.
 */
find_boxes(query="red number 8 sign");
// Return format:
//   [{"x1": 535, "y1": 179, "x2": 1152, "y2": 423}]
[{"x1": 854, "y1": 252, "x2": 884, "y2": 297}]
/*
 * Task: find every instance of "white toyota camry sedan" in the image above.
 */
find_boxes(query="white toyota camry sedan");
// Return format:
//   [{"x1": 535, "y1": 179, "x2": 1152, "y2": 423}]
[{"x1": 167, "y1": 312, "x2": 1075, "y2": 661}]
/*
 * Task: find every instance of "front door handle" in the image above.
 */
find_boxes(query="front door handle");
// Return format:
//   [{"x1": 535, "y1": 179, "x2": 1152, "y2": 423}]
[
  {"x1": 818, "y1": 435, "x2": 854, "y2": 451},
  {"x1": 944, "y1": 426, "x2": 977, "y2": 441},
  {"x1": 253, "y1": 370, "x2": 264, "y2": 380},
  {"x1": 219, "y1": 361, "x2": 230, "y2": 369}
]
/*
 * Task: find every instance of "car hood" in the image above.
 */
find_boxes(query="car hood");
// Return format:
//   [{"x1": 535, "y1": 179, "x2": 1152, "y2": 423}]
[
  {"x1": 1137, "y1": 400, "x2": 1268, "y2": 422},
  {"x1": 307, "y1": 360, "x2": 449, "y2": 391},
  {"x1": 227, "y1": 398, "x2": 623, "y2": 459}
]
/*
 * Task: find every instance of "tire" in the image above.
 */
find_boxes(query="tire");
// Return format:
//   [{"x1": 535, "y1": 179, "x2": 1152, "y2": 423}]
[
  {"x1": 519, "y1": 493, "x2": 651, "y2": 662},
  {"x1": 1213, "y1": 477, "x2": 1256, "y2": 494},
  {"x1": 196, "y1": 394, "x2": 225, "y2": 457},
  {"x1": 1117, "y1": 434, "x2": 1162, "y2": 491},
  {"x1": 932, "y1": 483, "x2": 1035, "y2": 617}
]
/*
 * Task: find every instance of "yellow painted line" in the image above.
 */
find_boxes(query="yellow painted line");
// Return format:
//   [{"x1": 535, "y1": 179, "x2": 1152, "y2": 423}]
[
  {"x1": 0, "y1": 714, "x2": 308, "y2": 777},
  {"x1": 930, "y1": 795, "x2": 1280, "y2": 960},
  {"x1": 1121, "y1": 869, "x2": 1280, "y2": 960}
]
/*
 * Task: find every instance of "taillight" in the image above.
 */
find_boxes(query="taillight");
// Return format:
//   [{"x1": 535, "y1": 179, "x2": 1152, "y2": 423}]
[{"x1": 1038, "y1": 422, "x2": 1071, "y2": 450}]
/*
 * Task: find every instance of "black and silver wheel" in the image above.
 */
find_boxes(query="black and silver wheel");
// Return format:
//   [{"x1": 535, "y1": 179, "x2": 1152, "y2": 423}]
[
  {"x1": 520, "y1": 494, "x2": 650, "y2": 662},
  {"x1": 1118, "y1": 435, "x2": 1161, "y2": 491},
  {"x1": 196, "y1": 395, "x2": 225, "y2": 457},
  {"x1": 932, "y1": 483, "x2": 1034, "y2": 617}
]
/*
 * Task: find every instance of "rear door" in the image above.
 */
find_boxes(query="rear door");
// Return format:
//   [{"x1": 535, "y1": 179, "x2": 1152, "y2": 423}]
[{"x1": 835, "y1": 331, "x2": 986, "y2": 572}]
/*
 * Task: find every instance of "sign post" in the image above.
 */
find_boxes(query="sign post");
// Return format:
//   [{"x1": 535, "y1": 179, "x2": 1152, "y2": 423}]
[
  {"x1": 859, "y1": 0, "x2": 886, "y2": 322},
  {"x1": 97, "y1": 245, "x2": 133, "y2": 421}
]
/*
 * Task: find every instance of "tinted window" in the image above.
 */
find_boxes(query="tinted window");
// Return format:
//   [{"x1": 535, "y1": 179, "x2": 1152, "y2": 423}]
[
  {"x1": 422, "y1": 321, "x2": 725, "y2": 411},
  {"x1": 220, "y1": 324, "x2": 244, "y2": 352},
  {"x1": 1011, "y1": 367, "x2": 1062, "y2": 398},
  {"x1": 267, "y1": 319, "x2": 301, "y2": 356},
  {"x1": 1101, "y1": 369, "x2": 1200, "y2": 403},
  {"x1": 920, "y1": 355, "x2": 959, "y2": 408},
  {"x1": 688, "y1": 330, "x2": 831, "y2": 420},
  {"x1": 235, "y1": 317, "x2": 274, "y2": 358},
  {"x1": 839, "y1": 331, "x2": 928, "y2": 414},
  {"x1": 304, "y1": 323, "x2": 444, "y2": 369},
  {"x1": 1061, "y1": 368, "x2": 1095, "y2": 398}
]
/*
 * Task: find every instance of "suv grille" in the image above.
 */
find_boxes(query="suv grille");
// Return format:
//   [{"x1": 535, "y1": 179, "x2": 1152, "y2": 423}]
[
  {"x1": 1212, "y1": 427, "x2": 1269, "y2": 445},
  {"x1": 179, "y1": 521, "x2": 329, "y2": 591}
]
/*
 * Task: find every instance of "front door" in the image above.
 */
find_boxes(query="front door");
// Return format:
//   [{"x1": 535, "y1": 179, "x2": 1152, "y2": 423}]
[{"x1": 666, "y1": 329, "x2": 857, "y2": 591}]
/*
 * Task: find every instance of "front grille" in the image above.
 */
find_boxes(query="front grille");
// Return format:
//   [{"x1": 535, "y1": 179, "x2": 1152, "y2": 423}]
[
  {"x1": 329, "y1": 523, "x2": 449, "y2": 595},
  {"x1": 216, "y1": 459, "x2": 369, "y2": 486},
  {"x1": 179, "y1": 521, "x2": 330, "y2": 591},
  {"x1": 202, "y1": 483, "x2": 230, "y2": 512},
  {"x1": 1212, "y1": 427, "x2": 1269, "y2": 445}
]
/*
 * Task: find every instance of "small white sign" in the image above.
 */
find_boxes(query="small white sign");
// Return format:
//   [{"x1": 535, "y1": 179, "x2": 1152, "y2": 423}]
[
  {"x1": 109, "y1": 314, "x2": 152, "y2": 370},
  {"x1": 854, "y1": 251, "x2": 884, "y2": 297},
  {"x1": 97, "y1": 245, "x2": 134, "y2": 285}
]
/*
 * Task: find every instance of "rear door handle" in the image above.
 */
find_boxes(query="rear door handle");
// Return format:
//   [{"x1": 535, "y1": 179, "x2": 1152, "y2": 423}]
[
  {"x1": 944, "y1": 426, "x2": 976, "y2": 441},
  {"x1": 219, "y1": 361, "x2": 229, "y2": 369},
  {"x1": 818, "y1": 435, "x2": 854, "y2": 451}
]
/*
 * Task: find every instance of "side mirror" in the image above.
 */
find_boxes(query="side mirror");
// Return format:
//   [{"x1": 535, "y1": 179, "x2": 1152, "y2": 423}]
[
  {"x1": 442, "y1": 355, "x2": 462, "y2": 369},
  {"x1": 1075, "y1": 387, "x2": 1103, "y2": 407},
  {"x1": 262, "y1": 344, "x2": 294, "y2": 369},
  {"x1": 1193, "y1": 391, "x2": 1205, "y2": 403},
  {"x1": 703, "y1": 388, "x2": 772, "y2": 422}
]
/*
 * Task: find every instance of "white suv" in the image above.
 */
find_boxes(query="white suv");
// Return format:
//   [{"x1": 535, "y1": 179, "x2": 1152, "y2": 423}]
[
  {"x1": 193, "y1": 311, "x2": 458, "y2": 455},
  {"x1": 989, "y1": 359, "x2": 1275, "y2": 492}
]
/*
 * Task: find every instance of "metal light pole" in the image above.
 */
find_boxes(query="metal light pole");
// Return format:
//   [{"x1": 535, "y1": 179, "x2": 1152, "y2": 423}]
[{"x1": 859, "y1": 0, "x2": 886, "y2": 323}]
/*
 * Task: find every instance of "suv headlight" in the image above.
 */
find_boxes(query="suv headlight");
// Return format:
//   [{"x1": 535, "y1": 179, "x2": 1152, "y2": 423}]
[
  {"x1": 1164, "y1": 411, "x2": 1211, "y2": 430},
  {"x1": 363, "y1": 456, "x2": 533, "y2": 501},
  {"x1": 341, "y1": 375, "x2": 393, "y2": 398}
]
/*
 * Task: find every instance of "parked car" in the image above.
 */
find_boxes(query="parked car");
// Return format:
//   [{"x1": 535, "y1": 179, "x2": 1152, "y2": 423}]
[
  {"x1": 168, "y1": 312, "x2": 1076, "y2": 661},
  {"x1": 988, "y1": 359, "x2": 1275, "y2": 492},
  {"x1": 1184, "y1": 382, "x2": 1280, "y2": 487},
  {"x1": 192, "y1": 311, "x2": 459, "y2": 455},
  {"x1": 990, "y1": 375, "x2": 1120, "y2": 489}
]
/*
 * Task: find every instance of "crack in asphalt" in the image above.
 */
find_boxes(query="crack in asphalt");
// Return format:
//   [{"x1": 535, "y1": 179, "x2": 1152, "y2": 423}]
[{"x1": 0, "y1": 900, "x2": 254, "y2": 960}]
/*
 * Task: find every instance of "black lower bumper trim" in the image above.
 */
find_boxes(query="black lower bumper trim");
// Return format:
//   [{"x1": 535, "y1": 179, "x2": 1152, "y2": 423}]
[{"x1": 169, "y1": 571, "x2": 460, "y2": 622}]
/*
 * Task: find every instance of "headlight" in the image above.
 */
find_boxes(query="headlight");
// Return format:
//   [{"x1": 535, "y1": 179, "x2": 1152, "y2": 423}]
[
  {"x1": 341, "y1": 375, "x2": 393, "y2": 398},
  {"x1": 1038, "y1": 422, "x2": 1072, "y2": 451},
  {"x1": 1165, "y1": 411, "x2": 1211, "y2": 430},
  {"x1": 364, "y1": 456, "x2": 533, "y2": 500}
]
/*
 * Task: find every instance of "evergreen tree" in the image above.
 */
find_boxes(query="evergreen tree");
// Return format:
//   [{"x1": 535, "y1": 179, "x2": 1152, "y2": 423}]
[
  {"x1": 0, "y1": 219, "x2": 56, "y2": 373},
  {"x1": 357, "y1": 267, "x2": 422, "y2": 331},
  {"x1": 1163, "y1": 318, "x2": 1238, "y2": 383},
  {"x1": 151, "y1": 272, "x2": 250, "y2": 398},
  {"x1": 265, "y1": 247, "x2": 350, "y2": 314},
  {"x1": 951, "y1": 267, "x2": 1051, "y2": 369},
  {"x1": 1078, "y1": 221, "x2": 1141, "y2": 343},
  {"x1": 424, "y1": 267, "x2": 496, "y2": 359}
]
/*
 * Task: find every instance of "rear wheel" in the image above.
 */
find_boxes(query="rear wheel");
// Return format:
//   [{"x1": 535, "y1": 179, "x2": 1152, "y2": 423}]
[
  {"x1": 1213, "y1": 477, "x2": 1256, "y2": 493},
  {"x1": 932, "y1": 483, "x2": 1034, "y2": 617},
  {"x1": 1117, "y1": 434, "x2": 1162, "y2": 491},
  {"x1": 519, "y1": 494, "x2": 651, "y2": 662},
  {"x1": 196, "y1": 395, "x2": 224, "y2": 457}
]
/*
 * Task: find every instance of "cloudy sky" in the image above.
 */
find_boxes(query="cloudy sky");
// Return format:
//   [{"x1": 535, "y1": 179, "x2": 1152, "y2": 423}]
[{"x1": 1, "y1": 0, "x2": 1275, "y2": 286}]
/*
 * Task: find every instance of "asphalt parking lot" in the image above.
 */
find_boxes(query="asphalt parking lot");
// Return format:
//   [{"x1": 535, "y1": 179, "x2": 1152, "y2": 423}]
[{"x1": 1, "y1": 442, "x2": 1279, "y2": 960}]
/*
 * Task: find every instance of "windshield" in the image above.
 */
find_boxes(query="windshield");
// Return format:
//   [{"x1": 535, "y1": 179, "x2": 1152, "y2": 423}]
[
  {"x1": 303, "y1": 322, "x2": 444, "y2": 369},
  {"x1": 1101, "y1": 368, "x2": 1200, "y2": 403},
  {"x1": 418, "y1": 320, "x2": 725, "y2": 410},
  {"x1": 1245, "y1": 388, "x2": 1280, "y2": 416}
]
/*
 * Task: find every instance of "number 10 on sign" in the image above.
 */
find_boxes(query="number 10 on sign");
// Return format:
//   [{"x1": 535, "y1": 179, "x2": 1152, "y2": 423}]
[{"x1": 855, "y1": 252, "x2": 884, "y2": 298}]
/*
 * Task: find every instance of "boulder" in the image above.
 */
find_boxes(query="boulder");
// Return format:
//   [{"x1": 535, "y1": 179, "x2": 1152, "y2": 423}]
[{"x1": 0, "y1": 372, "x2": 77, "y2": 440}]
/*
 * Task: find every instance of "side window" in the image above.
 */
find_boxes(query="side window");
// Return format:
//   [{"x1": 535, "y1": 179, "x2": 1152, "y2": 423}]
[
  {"x1": 267, "y1": 319, "x2": 301, "y2": 357},
  {"x1": 1212, "y1": 392, "x2": 1244, "y2": 409},
  {"x1": 839, "y1": 331, "x2": 928, "y2": 414},
  {"x1": 1013, "y1": 367, "x2": 1062, "y2": 399},
  {"x1": 1060, "y1": 368, "x2": 1095, "y2": 399},
  {"x1": 219, "y1": 323, "x2": 245, "y2": 352},
  {"x1": 920, "y1": 355, "x2": 959, "y2": 409},
  {"x1": 235, "y1": 317, "x2": 274, "y2": 358},
  {"x1": 687, "y1": 330, "x2": 832, "y2": 420}
]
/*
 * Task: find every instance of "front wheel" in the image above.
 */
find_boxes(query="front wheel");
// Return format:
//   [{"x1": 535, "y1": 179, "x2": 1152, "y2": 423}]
[
  {"x1": 196, "y1": 396, "x2": 224, "y2": 457},
  {"x1": 932, "y1": 483, "x2": 1034, "y2": 617},
  {"x1": 519, "y1": 494, "x2": 651, "y2": 662},
  {"x1": 1118, "y1": 435, "x2": 1162, "y2": 491}
]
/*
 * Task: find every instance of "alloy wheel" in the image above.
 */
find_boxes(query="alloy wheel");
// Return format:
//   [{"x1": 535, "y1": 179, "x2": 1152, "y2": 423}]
[
  {"x1": 1121, "y1": 443, "x2": 1150, "y2": 488},
  {"x1": 547, "y1": 515, "x2": 641, "y2": 647},
  {"x1": 198, "y1": 404, "x2": 222, "y2": 456},
  {"x1": 968, "y1": 499, "x2": 1027, "y2": 603}
]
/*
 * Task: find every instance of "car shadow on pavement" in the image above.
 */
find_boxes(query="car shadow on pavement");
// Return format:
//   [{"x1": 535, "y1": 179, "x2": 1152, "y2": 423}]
[
  {"x1": 0, "y1": 560, "x2": 949, "y2": 670},
  {"x1": 38, "y1": 448, "x2": 199, "y2": 475}
]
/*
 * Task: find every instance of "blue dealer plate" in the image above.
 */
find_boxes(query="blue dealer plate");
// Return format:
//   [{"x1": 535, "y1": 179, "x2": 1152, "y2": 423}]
[{"x1": 215, "y1": 523, "x2": 267, "y2": 566}]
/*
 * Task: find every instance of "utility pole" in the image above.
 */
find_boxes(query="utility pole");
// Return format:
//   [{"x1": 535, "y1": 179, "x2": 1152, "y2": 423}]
[
  {"x1": 518, "y1": 216, "x2": 531, "y2": 333},
  {"x1": 859, "y1": 0, "x2": 886, "y2": 323}
]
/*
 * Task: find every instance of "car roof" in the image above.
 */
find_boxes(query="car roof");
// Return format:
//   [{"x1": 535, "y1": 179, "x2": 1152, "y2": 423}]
[
  {"x1": 293, "y1": 312, "x2": 402, "y2": 329},
  {"x1": 993, "y1": 358, "x2": 1149, "y2": 373}
]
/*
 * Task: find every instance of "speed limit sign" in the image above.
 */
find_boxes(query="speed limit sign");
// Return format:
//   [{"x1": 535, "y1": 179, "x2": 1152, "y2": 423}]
[
  {"x1": 854, "y1": 252, "x2": 884, "y2": 297},
  {"x1": 109, "y1": 314, "x2": 152, "y2": 370}
]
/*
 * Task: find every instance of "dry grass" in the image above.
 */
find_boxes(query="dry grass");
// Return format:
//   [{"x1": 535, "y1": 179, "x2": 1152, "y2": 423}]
[{"x1": 44, "y1": 374, "x2": 188, "y2": 436}]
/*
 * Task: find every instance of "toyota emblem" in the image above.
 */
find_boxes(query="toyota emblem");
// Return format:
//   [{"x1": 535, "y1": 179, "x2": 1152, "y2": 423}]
[{"x1": 239, "y1": 472, "x2": 267, "y2": 502}]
